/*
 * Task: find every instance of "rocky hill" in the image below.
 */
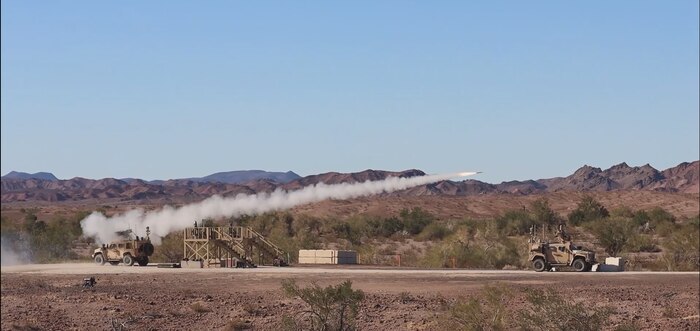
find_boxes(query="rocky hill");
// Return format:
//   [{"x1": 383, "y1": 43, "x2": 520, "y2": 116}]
[
  {"x1": 2, "y1": 170, "x2": 300, "y2": 185},
  {"x1": 156, "y1": 170, "x2": 301, "y2": 185},
  {"x1": 1, "y1": 162, "x2": 697, "y2": 203},
  {"x1": 1, "y1": 171, "x2": 58, "y2": 181}
]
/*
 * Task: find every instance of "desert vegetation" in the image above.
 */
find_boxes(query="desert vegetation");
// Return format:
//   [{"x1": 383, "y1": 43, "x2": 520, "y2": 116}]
[
  {"x1": 218, "y1": 196, "x2": 698, "y2": 271},
  {"x1": 1, "y1": 195, "x2": 698, "y2": 271},
  {"x1": 275, "y1": 280, "x2": 631, "y2": 330},
  {"x1": 1, "y1": 209, "x2": 90, "y2": 263},
  {"x1": 442, "y1": 283, "x2": 616, "y2": 331},
  {"x1": 281, "y1": 279, "x2": 365, "y2": 331}
]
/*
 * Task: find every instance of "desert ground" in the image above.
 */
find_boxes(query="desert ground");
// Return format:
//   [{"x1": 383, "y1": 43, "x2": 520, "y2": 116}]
[
  {"x1": 1, "y1": 191, "x2": 698, "y2": 330},
  {"x1": 2, "y1": 264, "x2": 698, "y2": 330}
]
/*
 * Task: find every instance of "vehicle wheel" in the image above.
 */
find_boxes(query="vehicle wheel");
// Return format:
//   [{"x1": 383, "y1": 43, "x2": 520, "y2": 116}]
[
  {"x1": 572, "y1": 259, "x2": 586, "y2": 272},
  {"x1": 137, "y1": 257, "x2": 149, "y2": 266},
  {"x1": 532, "y1": 258, "x2": 546, "y2": 272},
  {"x1": 109, "y1": 261, "x2": 120, "y2": 266},
  {"x1": 94, "y1": 254, "x2": 105, "y2": 265},
  {"x1": 123, "y1": 254, "x2": 134, "y2": 266}
]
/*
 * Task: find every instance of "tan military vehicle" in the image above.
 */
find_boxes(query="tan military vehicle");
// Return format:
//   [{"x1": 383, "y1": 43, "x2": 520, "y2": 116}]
[
  {"x1": 92, "y1": 227, "x2": 154, "y2": 266},
  {"x1": 528, "y1": 224, "x2": 596, "y2": 272}
]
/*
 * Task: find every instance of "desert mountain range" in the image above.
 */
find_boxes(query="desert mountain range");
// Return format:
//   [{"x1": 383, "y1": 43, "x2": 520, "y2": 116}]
[{"x1": 1, "y1": 162, "x2": 697, "y2": 203}]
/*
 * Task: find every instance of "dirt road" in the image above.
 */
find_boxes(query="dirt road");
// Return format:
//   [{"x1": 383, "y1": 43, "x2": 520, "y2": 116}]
[{"x1": 2, "y1": 264, "x2": 699, "y2": 330}]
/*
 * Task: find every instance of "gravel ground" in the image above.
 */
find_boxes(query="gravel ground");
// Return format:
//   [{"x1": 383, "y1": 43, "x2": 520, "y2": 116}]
[{"x1": 2, "y1": 264, "x2": 698, "y2": 330}]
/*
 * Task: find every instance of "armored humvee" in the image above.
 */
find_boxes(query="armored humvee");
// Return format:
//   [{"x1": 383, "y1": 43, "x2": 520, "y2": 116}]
[
  {"x1": 528, "y1": 224, "x2": 596, "y2": 272},
  {"x1": 92, "y1": 227, "x2": 154, "y2": 266}
]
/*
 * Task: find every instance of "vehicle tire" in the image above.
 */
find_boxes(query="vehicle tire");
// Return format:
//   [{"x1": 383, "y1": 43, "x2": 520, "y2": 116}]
[
  {"x1": 137, "y1": 257, "x2": 149, "y2": 266},
  {"x1": 123, "y1": 254, "x2": 134, "y2": 266},
  {"x1": 109, "y1": 261, "x2": 120, "y2": 266},
  {"x1": 572, "y1": 258, "x2": 586, "y2": 272},
  {"x1": 94, "y1": 254, "x2": 106, "y2": 265},
  {"x1": 532, "y1": 258, "x2": 546, "y2": 272}
]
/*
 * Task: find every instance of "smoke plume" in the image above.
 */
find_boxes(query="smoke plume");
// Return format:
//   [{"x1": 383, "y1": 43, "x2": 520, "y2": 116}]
[
  {"x1": 1, "y1": 236, "x2": 31, "y2": 266},
  {"x1": 80, "y1": 171, "x2": 477, "y2": 244}
]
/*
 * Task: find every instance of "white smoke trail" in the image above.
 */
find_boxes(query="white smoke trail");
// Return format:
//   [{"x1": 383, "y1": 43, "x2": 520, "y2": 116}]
[{"x1": 80, "y1": 171, "x2": 477, "y2": 244}]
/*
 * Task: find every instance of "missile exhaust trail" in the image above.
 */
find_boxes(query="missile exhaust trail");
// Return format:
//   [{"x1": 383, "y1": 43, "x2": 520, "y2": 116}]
[{"x1": 80, "y1": 171, "x2": 479, "y2": 244}]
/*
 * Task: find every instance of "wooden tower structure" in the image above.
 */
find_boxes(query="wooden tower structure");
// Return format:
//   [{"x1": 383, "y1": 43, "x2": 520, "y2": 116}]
[{"x1": 183, "y1": 225, "x2": 287, "y2": 267}]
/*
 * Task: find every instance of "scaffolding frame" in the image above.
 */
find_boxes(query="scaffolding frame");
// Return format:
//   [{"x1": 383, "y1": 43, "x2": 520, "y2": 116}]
[{"x1": 183, "y1": 226, "x2": 286, "y2": 267}]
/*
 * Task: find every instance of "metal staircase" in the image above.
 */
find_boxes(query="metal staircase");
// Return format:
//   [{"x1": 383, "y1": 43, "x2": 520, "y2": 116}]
[
  {"x1": 183, "y1": 225, "x2": 287, "y2": 267},
  {"x1": 245, "y1": 228, "x2": 288, "y2": 266},
  {"x1": 211, "y1": 239, "x2": 256, "y2": 267}
]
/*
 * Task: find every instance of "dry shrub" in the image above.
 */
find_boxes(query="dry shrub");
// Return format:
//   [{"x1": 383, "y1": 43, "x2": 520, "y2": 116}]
[
  {"x1": 242, "y1": 303, "x2": 259, "y2": 315},
  {"x1": 661, "y1": 220, "x2": 700, "y2": 271},
  {"x1": 441, "y1": 284, "x2": 614, "y2": 331},
  {"x1": 224, "y1": 318, "x2": 252, "y2": 331},
  {"x1": 444, "y1": 284, "x2": 512, "y2": 331},
  {"x1": 399, "y1": 291, "x2": 413, "y2": 303},
  {"x1": 190, "y1": 301, "x2": 211, "y2": 314},
  {"x1": 614, "y1": 321, "x2": 641, "y2": 331},
  {"x1": 281, "y1": 279, "x2": 364, "y2": 331},
  {"x1": 11, "y1": 322, "x2": 41, "y2": 331},
  {"x1": 517, "y1": 288, "x2": 612, "y2": 331}
]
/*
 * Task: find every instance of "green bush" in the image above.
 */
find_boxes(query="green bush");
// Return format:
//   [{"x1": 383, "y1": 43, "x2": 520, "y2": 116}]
[
  {"x1": 30, "y1": 219, "x2": 80, "y2": 262},
  {"x1": 421, "y1": 222, "x2": 523, "y2": 269},
  {"x1": 495, "y1": 209, "x2": 534, "y2": 236},
  {"x1": 493, "y1": 199, "x2": 561, "y2": 237},
  {"x1": 587, "y1": 217, "x2": 637, "y2": 256},
  {"x1": 627, "y1": 234, "x2": 660, "y2": 253},
  {"x1": 647, "y1": 207, "x2": 677, "y2": 236},
  {"x1": 1, "y1": 211, "x2": 92, "y2": 263},
  {"x1": 610, "y1": 206, "x2": 636, "y2": 218},
  {"x1": 417, "y1": 223, "x2": 452, "y2": 241},
  {"x1": 446, "y1": 284, "x2": 512, "y2": 331},
  {"x1": 365, "y1": 216, "x2": 403, "y2": 238},
  {"x1": 281, "y1": 279, "x2": 364, "y2": 331},
  {"x1": 151, "y1": 232, "x2": 184, "y2": 262},
  {"x1": 647, "y1": 207, "x2": 676, "y2": 225},
  {"x1": 661, "y1": 220, "x2": 700, "y2": 271},
  {"x1": 568, "y1": 196, "x2": 609, "y2": 226},
  {"x1": 400, "y1": 207, "x2": 434, "y2": 235},
  {"x1": 518, "y1": 288, "x2": 613, "y2": 331},
  {"x1": 426, "y1": 240, "x2": 488, "y2": 268},
  {"x1": 331, "y1": 222, "x2": 363, "y2": 246},
  {"x1": 293, "y1": 215, "x2": 325, "y2": 248},
  {"x1": 530, "y1": 198, "x2": 560, "y2": 229},
  {"x1": 248, "y1": 213, "x2": 276, "y2": 236},
  {"x1": 443, "y1": 285, "x2": 613, "y2": 330}
]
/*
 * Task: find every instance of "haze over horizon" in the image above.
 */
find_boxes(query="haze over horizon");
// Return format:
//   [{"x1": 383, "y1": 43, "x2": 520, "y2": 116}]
[
  {"x1": 2, "y1": 1, "x2": 698, "y2": 183},
  {"x1": 1, "y1": 160, "x2": 697, "y2": 184}
]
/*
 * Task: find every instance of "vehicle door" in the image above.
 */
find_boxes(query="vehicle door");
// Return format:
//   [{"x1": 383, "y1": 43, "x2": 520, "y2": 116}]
[
  {"x1": 107, "y1": 244, "x2": 119, "y2": 259},
  {"x1": 542, "y1": 244, "x2": 556, "y2": 263},
  {"x1": 552, "y1": 245, "x2": 570, "y2": 264},
  {"x1": 117, "y1": 243, "x2": 126, "y2": 258}
]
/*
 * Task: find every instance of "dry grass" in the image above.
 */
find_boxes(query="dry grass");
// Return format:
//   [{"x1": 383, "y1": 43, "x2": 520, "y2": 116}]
[
  {"x1": 242, "y1": 303, "x2": 259, "y2": 315},
  {"x1": 224, "y1": 318, "x2": 252, "y2": 331},
  {"x1": 190, "y1": 301, "x2": 211, "y2": 314},
  {"x1": 11, "y1": 322, "x2": 41, "y2": 331}
]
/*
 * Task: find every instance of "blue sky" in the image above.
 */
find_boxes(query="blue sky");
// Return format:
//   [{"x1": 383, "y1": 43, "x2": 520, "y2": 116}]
[{"x1": 1, "y1": 1, "x2": 698, "y2": 183}]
